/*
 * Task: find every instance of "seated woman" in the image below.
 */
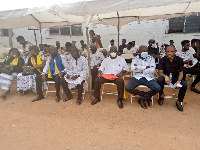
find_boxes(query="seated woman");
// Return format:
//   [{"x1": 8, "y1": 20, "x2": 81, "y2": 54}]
[
  {"x1": 60, "y1": 48, "x2": 89, "y2": 105},
  {"x1": 17, "y1": 46, "x2": 46, "y2": 102},
  {"x1": 0, "y1": 48, "x2": 24, "y2": 100}
]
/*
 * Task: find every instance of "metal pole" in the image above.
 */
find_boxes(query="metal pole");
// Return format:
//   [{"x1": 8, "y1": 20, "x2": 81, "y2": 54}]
[
  {"x1": 117, "y1": 12, "x2": 120, "y2": 50},
  {"x1": 86, "y1": 27, "x2": 92, "y2": 100},
  {"x1": 8, "y1": 29, "x2": 13, "y2": 48},
  {"x1": 34, "y1": 30, "x2": 37, "y2": 46}
]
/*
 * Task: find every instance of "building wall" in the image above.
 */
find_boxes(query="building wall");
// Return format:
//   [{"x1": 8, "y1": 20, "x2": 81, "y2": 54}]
[{"x1": 0, "y1": 19, "x2": 200, "y2": 51}]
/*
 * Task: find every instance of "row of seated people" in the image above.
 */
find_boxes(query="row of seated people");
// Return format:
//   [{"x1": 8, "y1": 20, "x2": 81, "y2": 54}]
[{"x1": 0, "y1": 43, "x2": 199, "y2": 111}]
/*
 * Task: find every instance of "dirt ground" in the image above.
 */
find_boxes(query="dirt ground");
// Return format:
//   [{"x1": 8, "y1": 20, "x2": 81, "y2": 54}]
[{"x1": 0, "y1": 79, "x2": 200, "y2": 150}]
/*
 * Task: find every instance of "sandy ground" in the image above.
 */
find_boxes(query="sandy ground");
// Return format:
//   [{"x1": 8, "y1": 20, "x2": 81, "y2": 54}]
[{"x1": 0, "y1": 79, "x2": 200, "y2": 150}]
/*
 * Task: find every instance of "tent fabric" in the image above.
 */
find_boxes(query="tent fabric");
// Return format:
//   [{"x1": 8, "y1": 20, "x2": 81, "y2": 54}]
[{"x1": 0, "y1": 0, "x2": 200, "y2": 29}]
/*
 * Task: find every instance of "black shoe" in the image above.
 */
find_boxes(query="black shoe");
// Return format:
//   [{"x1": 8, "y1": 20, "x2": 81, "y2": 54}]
[
  {"x1": 63, "y1": 95, "x2": 73, "y2": 102},
  {"x1": 158, "y1": 95, "x2": 164, "y2": 106},
  {"x1": 76, "y1": 99, "x2": 82, "y2": 105},
  {"x1": 147, "y1": 99, "x2": 153, "y2": 107},
  {"x1": 191, "y1": 88, "x2": 200, "y2": 94},
  {"x1": 91, "y1": 98, "x2": 100, "y2": 105},
  {"x1": 176, "y1": 102, "x2": 183, "y2": 112},
  {"x1": 32, "y1": 95, "x2": 44, "y2": 102},
  {"x1": 138, "y1": 98, "x2": 147, "y2": 109},
  {"x1": 117, "y1": 100, "x2": 123, "y2": 108},
  {"x1": 55, "y1": 96, "x2": 61, "y2": 102}
]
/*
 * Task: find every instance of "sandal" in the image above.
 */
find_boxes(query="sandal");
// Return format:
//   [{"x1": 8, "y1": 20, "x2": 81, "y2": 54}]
[
  {"x1": 63, "y1": 95, "x2": 73, "y2": 102},
  {"x1": 0, "y1": 95, "x2": 6, "y2": 100},
  {"x1": 76, "y1": 99, "x2": 82, "y2": 105}
]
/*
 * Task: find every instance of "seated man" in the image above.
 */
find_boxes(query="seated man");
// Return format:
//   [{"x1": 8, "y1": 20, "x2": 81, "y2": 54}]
[
  {"x1": 18, "y1": 45, "x2": 46, "y2": 102},
  {"x1": 125, "y1": 45, "x2": 161, "y2": 109},
  {"x1": 60, "y1": 48, "x2": 89, "y2": 105},
  {"x1": 0, "y1": 48, "x2": 24, "y2": 100},
  {"x1": 157, "y1": 45, "x2": 187, "y2": 112},
  {"x1": 148, "y1": 39, "x2": 160, "y2": 67},
  {"x1": 123, "y1": 42, "x2": 136, "y2": 63},
  {"x1": 123, "y1": 42, "x2": 137, "y2": 55},
  {"x1": 176, "y1": 40, "x2": 200, "y2": 94},
  {"x1": 119, "y1": 39, "x2": 127, "y2": 55},
  {"x1": 42, "y1": 46, "x2": 65, "y2": 102},
  {"x1": 91, "y1": 46, "x2": 128, "y2": 108},
  {"x1": 88, "y1": 44, "x2": 104, "y2": 92},
  {"x1": 187, "y1": 39, "x2": 200, "y2": 94}
]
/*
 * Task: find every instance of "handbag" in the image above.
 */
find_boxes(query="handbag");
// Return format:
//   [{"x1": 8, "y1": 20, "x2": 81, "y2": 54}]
[{"x1": 22, "y1": 66, "x2": 34, "y2": 76}]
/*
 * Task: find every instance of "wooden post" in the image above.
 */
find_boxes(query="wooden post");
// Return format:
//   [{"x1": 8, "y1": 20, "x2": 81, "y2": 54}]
[
  {"x1": 117, "y1": 12, "x2": 120, "y2": 50},
  {"x1": 8, "y1": 29, "x2": 13, "y2": 48},
  {"x1": 86, "y1": 27, "x2": 92, "y2": 100},
  {"x1": 34, "y1": 30, "x2": 37, "y2": 46}
]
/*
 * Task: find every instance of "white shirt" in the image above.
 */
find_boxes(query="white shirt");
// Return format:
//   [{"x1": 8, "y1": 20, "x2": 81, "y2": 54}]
[
  {"x1": 99, "y1": 56, "x2": 128, "y2": 75},
  {"x1": 61, "y1": 53, "x2": 73, "y2": 69},
  {"x1": 134, "y1": 45, "x2": 139, "y2": 52},
  {"x1": 123, "y1": 47, "x2": 137, "y2": 54},
  {"x1": 188, "y1": 47, "x2": 198, "y2": 66},
  {"x1": 64, "y1": 56, "x2": 89, "y2": 90},
  {"x1": 23, "y1": 42, "x2": 33, "y2": 53},
  {"x1": 88, "y1": 51, "x2": 104, "y2": 69},
  {"x1": 176, "y1": 50, "x2": 194, "y2": 61},
  {"x1": 131, "y1": 55, "x2": 156, "y2": 81},
  {"x1": 65, "y1": 56, "x2": 89, "y2": 78}
]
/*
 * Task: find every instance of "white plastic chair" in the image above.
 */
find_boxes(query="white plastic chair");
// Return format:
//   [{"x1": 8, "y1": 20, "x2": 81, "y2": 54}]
[
  {"x1": 130, "y1": 85, "x2": 154, "y2": 105},
  {"x1": 101, "y1": 83, "x2": 118, "y2": 100},
  {"x1": 45, "y1": 81, "x2": 63, "y2": 98}
]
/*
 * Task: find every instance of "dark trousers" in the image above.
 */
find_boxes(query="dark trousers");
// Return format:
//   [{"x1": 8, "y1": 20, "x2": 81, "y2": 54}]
[
  {"x1": 125, "y1": 77, "x2": 161, "y2": 101},
  {"x1": 60, "y1": 77, "x2": 84, "y2": 100},
  {"x1": 35, "y1": 74, "x2": 43, "y2": 97},
  {"x1": 91, "y1": 68, "x2": 98, "y2": 90},
  {"x1": 183, "y1": 66, "x2": 200, "y2": 87},
  {"x1": 157, "y1": 76, "x2": 187, "y2": 102},
  {"x1": 94, "y1": 77, "x2": 124, "y2": 100},
  {"x1": 47, "y1": 74, "x2": 61, "y2": 97}
]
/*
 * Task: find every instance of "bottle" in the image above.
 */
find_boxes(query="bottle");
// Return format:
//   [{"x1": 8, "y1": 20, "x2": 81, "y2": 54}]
[
  {"x1": 169, "y1": 73, "x2": 172, "y2": 83},
  {"x1": 169, "y1": 73, "x2": 175, "y2": 89},
  {"x1": 10, "y1": 62, "x2": 13, "y2": 71}
]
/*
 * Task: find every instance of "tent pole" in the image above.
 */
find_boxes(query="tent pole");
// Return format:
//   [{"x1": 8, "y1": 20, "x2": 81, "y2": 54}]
[
  {"x1": 41, "y1": 33, "x2": 43, "y2": 44},
  {"x1": 86, "y1": 27, "x2": 92, "y2": 101},
  {"x1": 117, "y1": 12, "x2": 120, "y2": 50},
  {"x1": 34, "y1": 30, "x2": 37, "y2": 46},
  {"x1": 8, "y1": 29, "x2": 13, "y2": 48}
]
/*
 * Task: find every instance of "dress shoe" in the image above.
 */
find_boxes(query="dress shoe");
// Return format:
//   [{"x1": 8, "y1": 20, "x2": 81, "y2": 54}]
[
  {"x1": 91, "y1": 98, "x2": 100, "y2": 105},
  {"x1": 147, "y1": 99, "x2": 153, "y2": 107},
  {"x1": 32, "y1": 95, "x2": 44, "y2": 102},
  {"x1": 76, "y1": 99, "x2": 82, "y2": 105},
  {"x1": 158, "y1": 96, "x2": 164, "y2": 106},
  {"x1": 138, "y1": 98, "x2": 147, "y2": 109},
  {"x1": 176, "y1": 102, "x2": 183, "y2": 112},
  {"x1": 55, "y1": 96, "x2": 61, "y2": 102},
  {"x1": 117, "y1": 100, "x2": 123, "y2": 108},
  {"x1": 191, "y1": 88, "x2": 200, "y2": 94}
]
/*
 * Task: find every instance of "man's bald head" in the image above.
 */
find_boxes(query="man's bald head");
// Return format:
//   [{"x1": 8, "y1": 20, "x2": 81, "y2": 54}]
[
  {"x1": 49, "y1": 45, "x2": 57, "y2": 51},
  {"x1": 90, "y1": 44, "x2": 96, "y2": 50},
  {"x1": 139, "y1": 45, "x2": 148, "y2": 54},
  {"x1": 110, "y1": 46, "x2": 117, "y2": 53},
  {"x1": 90, "y1": 44, "x2": 97, "y2": 53},
  {"x1": 49, "y1": 45, "x2": 58, "y2": 56}
]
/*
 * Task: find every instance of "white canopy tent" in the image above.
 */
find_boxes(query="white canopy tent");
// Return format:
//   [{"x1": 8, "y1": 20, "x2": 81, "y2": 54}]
[
  {"x1": 0, "y1": 0, "x2": 200, "y2": 29},
  {"x1": 0, "y1": 0, "x2": 200, "y2": 99}
]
